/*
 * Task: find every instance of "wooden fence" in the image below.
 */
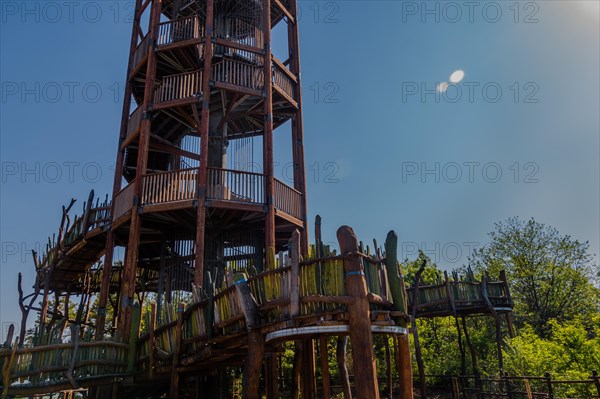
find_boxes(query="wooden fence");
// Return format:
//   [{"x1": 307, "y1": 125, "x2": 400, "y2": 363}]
[
  {"x1": 0, "y1": 341, "x2": 128, "y2": 394},
  {"x1": 420, "y1": 373, "x2": 600, "y2": 399}
]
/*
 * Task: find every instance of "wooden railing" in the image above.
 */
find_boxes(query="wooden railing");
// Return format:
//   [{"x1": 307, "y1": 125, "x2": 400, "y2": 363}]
[
  {"x1": 132, "y1": 34, "x2": 151, "y2": 72},
  {"x1": 112, "y1": 182, "x2": 135, "y2": 221},
  {"x1": 62, "y1": 206, "x2": 111, "y2": 247},
  {"x1": 207, "y1": 167, "x2": 265, "y2": 204},
  {"x1": 212, "y1": 58, "x2": 264, "y2": 91},
  {"x1": 141, "y1": 168, "x2": 198, "y2": 205},
  {"x1": 273, "y1": 178, "x2": 302, "y2": 219},
  {"x1": 154, "y1": 70, "x2": 203, "y2": 104},
  {"x1": 450, "y1": 372, "x2": 600, "y2": 399},
  {"x1": 213, "y1": 285, "x2": 246, "y2": 335},
  {"x1": 0, "y1": 341, "x2": 128, "y2": 391},
  {"x1": 214, "y1": 18, "x2": 264, "y2": 50},
  {"x1": 157, "y1": 15, "x2": 202, "y2": 46},
  {"x1": 407, "y1": 278, "x2": 512, "y2": 315},
  {"x1": 126, "y1": 105, "x2": 143, "y2": 140},
  {"x1": 134, "y1": 229, "x2": 406, "y2": 369},
  {"x1": 272, "y1": 61, "x2": 295, "y2": 100}
]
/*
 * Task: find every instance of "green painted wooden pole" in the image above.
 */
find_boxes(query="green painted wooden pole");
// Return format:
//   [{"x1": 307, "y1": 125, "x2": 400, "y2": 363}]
[
  {"x1": 127, "y1": 302, "x2": 141, "y2": 374},
  {"x1": 384, "y1": 230, "x2": 406, "y2": 314}
]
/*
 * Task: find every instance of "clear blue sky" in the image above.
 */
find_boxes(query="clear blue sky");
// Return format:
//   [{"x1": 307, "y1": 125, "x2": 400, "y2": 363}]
[{"x1": 1, "y1": 1, "x2": 599, "y2": 336}]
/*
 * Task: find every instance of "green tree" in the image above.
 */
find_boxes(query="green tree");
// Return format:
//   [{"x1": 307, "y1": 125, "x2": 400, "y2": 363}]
[{"x1": 469, "y1": 217, "x2": 599, "y2": 336}]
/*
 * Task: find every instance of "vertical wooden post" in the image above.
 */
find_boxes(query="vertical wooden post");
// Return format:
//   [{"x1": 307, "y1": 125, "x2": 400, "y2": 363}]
[
  {"x1": 291, "y1": 341, "x2": 302, "y2": 399},
  {"x1": 320, "y1": 336, "x2": 331, "y2": 399},
  {"x1": 336, "y1": 336, "x2": 352, "y2": 399},
  {"x1": 385, "y1": 339, "x2": 392, "y2": 399},
  {"x1": 499, "y1": 271, "x2": 515, "y2": 338},
  {"x1": 545, "y1": 373, "x2": 554, "y2": 399},
  {"x1": 194, "y1": 0, "x2": 215, "y2": 289},
  {"x1": 410, "y1": 260, "x2": 427, "y2": 399},
  {"x1": 337, "y1": 225, "x2": 380, "y2": 399},
  {"x1": 301, "y1": 339, "x2": 317, "y2": 399},
  {"x1": 233, "y1": 274, "x2": 263, "y2": 399},
  {"x1": 384, "y1": 231, "x2": 406, "y2": 314},
  {"x1": 455, "y1": 317, "x2": 467, "y2": 377},
  {"x1": 461, "y1": 316, "x2": 478, "y2": 375},
  {"x1": 384, "y1": 231, "x2": 413, "y2": 399},
  {"x1": 288, "y1": 0, "x2": 309, "y2": 253},
  {"x1": 3, "y1": 324, "x2": 14, "y2": 348},
  {"x1": 262, "y1": 0, "x2": 276, "y2": 260},
  {"x1": 523, "y1": 378, "x2": 533, "y2": 399},
  {"x1": 396, "y1": 334, "x2": 413, "y2": 399},
  {"x1": 127, "y1": 303, "x2": 141, "y2": 374},
  {"x1": 504, "y1": 372, "x2": 513, "y2": 399},
  {"x1": 451, "y1": 377, "x2": 460, "y2": 399},
  {"x1": 170, "y1": 303, "x2": 185, "y2": 399},
  {"x1": 148, "y1": 302, "x2": 157, "y2": 380},
  {"x1": 481, "y1": 276, "x2": 503, "y2": 371},
  {"x1": 591, "y1": 371, "x2": 600, "y2": 398},
  {"x1": 1, "y1": 339, "x2": 17, "y2": 399},
  {"x1": 118, "y1": 0, "x2": 162, "y2": 339},
  {"x1": 266, "y1": 354, "x2": 279, "y2": 399},
  {"x1": 290, "y1": 230, "x2": 300, "y2": 317},
  {"x1": 290, "y1": 230, "x2": 302, "y2": 399}
]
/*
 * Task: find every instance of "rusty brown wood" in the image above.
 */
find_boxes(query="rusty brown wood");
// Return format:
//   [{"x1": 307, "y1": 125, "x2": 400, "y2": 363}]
[
  {"x1": 193, "y1": 0, "x2": 214, "y2": 289},
  {"x1": 266, "y1": 354, "x2": 279, "y2": 399},
  {"x1": 396, "y1": 334, "x2": 413, "y2": 399},
  {"x1": 320, "y1": 336, "x2": 331, "y2": 399},
  {"x1": 409, "y1": 259, "x2": 427, "y2": 399},
  {"x1": 461, "y1": 316, "x2": 479, "y2": 376},
  {"x1": 243, "y1": 330, "x2": 265, "y2": 399},
  {"x1": 263, "y1": 0, "x2": 276, "y2": 265},
  {"x1": 118, "y1": 0, "x2": 162, "y2": 340},
  {"x1": 337, "y1": 226, "x2": 380, "y2": 399},
  {"x1": 287, "y1": 0, "x2": 308, "y2": 254},
  {"x1": 97, "y1": 0, "x2": 143, "y2": 338},
  {"x1": 170, "y1": 303, "x2": 185, "y2": 399},
  {"x1": 148, "y1": 302, "x2": 156, "y2": 380},
  {"x1": 336, "y1": 337, "x2": 351, "y2": 399},
  {"x1": 481, "y1": 276, "x2": 504, "y2": 371}
]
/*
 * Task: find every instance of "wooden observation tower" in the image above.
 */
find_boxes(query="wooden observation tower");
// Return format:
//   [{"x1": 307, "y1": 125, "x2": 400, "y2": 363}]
[
  {"x1": 101, "y1": 0, "x2": 308, "y2": 339},
  {"x1": 0, "y1": 1, "x2": 515, "y2": 398}
]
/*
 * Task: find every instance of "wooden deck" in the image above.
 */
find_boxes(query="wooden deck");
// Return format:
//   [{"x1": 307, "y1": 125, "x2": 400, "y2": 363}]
[{"x1": 38, "y1": 176, "x2": 304, "y2": 291}]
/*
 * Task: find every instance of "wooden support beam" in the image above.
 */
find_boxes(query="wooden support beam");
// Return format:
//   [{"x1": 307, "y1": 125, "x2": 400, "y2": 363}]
[
  {"x1": 194, "y1": 0, "x2": 215, "y2": 289},
  {"x1": 336, "y1": 336, "x2": 352, "y2": 399},
  {"x1": 320, "y1": 336, "x2": 331, "y2": 399},
  {"x1": 287, "y1": 0, "x2": 308, "y2": 254},
  {"x1": 410, "y1": 258, "x2": 427, "y2": 399},
  {"x1": 118, "y1": 0, "x2": 161, "y2": 339},
  {"x1": 127, "y1": 303, "x2": 141, "y2": 374},
  {"x1": 481, "y1": 276, "x2": 504, "y2": 371},
  {"x1": 148, "y1": 302, "x2": 157, "y2": 380},
  {"x1": 170, "y1": 303, "x2": 185, "y2": 399},
  {"x1": 461, "y1": 316, "x2": 479, "y2": 376},
  {"x1": 234, "y1": 274, "x2": 264, "y2": 399},
  {"x1": 337, "y1": 225, "x2": 380, "y2": 399},
  {"x1": 263, "y1": 0, "x2": 276, "y2": 261},
  {"x1": 266, "y1": 354, "x2": 279, "y2": 399},
  {"x1": 396, "y1": 334, "x2": 413, "y2": 399},
  {"x1": 301, "y1": 339, "x2": 317, "y2": 399}
]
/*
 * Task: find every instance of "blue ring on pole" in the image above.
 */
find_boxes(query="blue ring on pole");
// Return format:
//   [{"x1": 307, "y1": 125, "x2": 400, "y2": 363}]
[
  {"x1": 234, "y1": 279, "x2": 247, "y2": 286},
  {"x1": 345, "y1": 271, "x2": 365, "y2": 277}
]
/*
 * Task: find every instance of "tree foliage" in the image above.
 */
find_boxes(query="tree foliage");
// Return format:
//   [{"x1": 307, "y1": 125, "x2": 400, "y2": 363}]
[{"x1": 468, "y1": 217, "x2": 599, "y2": 336}]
